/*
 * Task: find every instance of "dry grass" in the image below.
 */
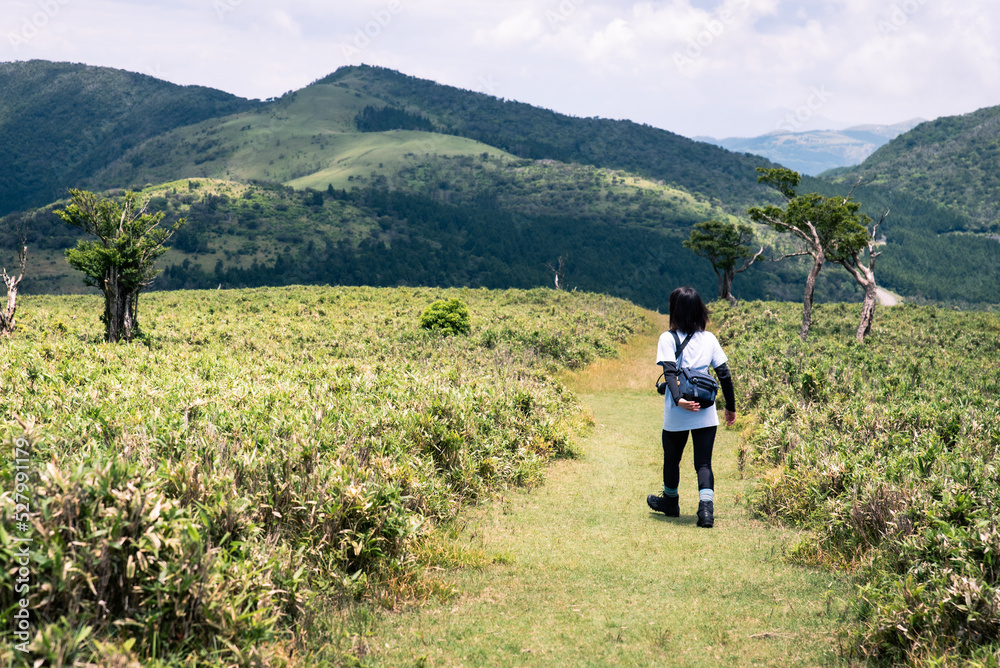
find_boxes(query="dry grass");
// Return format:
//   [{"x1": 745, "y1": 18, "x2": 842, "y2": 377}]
[{"x1": 558, "y1": 310, "x2": 668, "y2": 394}]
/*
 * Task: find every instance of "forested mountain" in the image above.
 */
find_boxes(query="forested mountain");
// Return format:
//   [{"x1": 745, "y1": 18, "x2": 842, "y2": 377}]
[
  {"x1": 824, "y1": 107, "x2": 1000, "y2": 233},
  {"x1": 88, "y1": 64, "x2": 778, "y2": 215},
  {"x1": 0, "y1": 61, "x2": 996, "y2": 308},
  {"x1": 798, "y1": 175, "x2": 998, "y2": 304},
  {"x1": 0, "y1": 61, "x2": 260, "y2": 217}
]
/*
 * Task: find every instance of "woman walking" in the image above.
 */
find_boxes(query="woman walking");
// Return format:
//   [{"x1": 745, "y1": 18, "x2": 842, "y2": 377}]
[{"x1": 647, "y1": 286, "x2": 737, "y2": 528}]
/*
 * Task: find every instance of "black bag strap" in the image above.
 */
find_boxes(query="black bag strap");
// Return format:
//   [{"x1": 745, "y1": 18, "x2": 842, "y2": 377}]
[{"x1": 670, "y1": 331, "x2": 694, "y2": 368}]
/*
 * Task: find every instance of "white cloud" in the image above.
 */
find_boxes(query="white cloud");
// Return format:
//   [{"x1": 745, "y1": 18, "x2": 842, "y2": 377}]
[
  {"x1": 1, "y1": 0, "x2": 999, "y2": 137},
  {"x1": 473, "y1": 8, "x2": 545, "y2": 47}
]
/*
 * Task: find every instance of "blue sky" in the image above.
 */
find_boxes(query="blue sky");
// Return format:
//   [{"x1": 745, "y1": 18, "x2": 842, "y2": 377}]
[{"x1": 2, "y1": 0, "x2": 998, "y2": 138}]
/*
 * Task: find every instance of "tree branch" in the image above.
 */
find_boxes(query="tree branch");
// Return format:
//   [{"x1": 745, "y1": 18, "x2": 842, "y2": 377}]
[
  {"x1": 769, "y1": 250, "x2": 812, "y2": 262},
  {"x1": 843, "y1": 173, "x2": 880, "y2": 204},
  {"x1": 735, "y1": 246, "x2": 765, "y2": 274}
]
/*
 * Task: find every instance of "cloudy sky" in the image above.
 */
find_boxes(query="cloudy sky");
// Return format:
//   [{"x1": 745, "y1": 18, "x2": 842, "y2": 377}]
[{"x1": 2, "y1": 0, "x2": 998, "y2": 138}]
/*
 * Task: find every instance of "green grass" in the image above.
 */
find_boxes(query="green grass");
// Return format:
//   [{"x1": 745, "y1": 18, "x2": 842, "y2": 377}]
[
  {"x1": 352, "y1": 312, "x2": 852, "y2": 667},
  {"x1": 286, "y1": 132, "x2": 511, "y2": 191},
  {"x1": 715, "y1": 300, "x2": 1000, "y2": 665},
  {"x1": 0, "y1": 285, "x2": 645, "y2": 666},
  {"x1": 91, "y1": 83, "x2": 514, "y2": 191}
]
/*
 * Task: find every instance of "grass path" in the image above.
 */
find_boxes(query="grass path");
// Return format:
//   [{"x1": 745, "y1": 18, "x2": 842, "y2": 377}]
[{"x1": 363, "y1": 313, "x2": 851, "y2": 667}]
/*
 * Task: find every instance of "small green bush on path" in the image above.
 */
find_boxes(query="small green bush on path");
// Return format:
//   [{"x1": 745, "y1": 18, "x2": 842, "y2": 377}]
[{"x1": 419, "y1": 298, "x2": 471, "y2": 336}]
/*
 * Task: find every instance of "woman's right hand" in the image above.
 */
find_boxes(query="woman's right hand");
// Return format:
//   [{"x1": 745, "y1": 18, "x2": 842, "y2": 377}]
[{"x1": 678, "y1": 399, "x2": 701, "y2": 412}]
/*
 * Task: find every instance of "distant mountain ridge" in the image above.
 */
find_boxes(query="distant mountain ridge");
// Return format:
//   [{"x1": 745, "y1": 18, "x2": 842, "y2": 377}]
[
  {"x1": 700, "y1": 119, "x2": 924, "y2": 175},
  {"x1": 0, "y1": 60, "x2": 996, "y2": 307}
]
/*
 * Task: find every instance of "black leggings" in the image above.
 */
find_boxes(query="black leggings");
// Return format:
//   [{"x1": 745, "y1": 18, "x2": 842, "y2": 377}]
[{"x1": 662, "y1": 427, "x2": 716, "y2": 491}]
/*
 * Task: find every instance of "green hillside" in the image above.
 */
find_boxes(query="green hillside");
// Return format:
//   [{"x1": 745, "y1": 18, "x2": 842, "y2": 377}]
[
  {"x1": 89, "y1": 65, "x2": 778, "y2": 215},
  {"x1": 825, "y1": 106, "x2": 1000, "y2": 233},
  {"x1": 11, "y1": 173, "x2": 876, "y2": 313},
  {"x1": 89, "y1": 83, "x2": 515, "y2": 189},
  {"x1": 0, "y1": 60, "x2": 260, "y2": 216},
  {"x1": 316, "y1": 65, "x2": 776, "y2": 211},
  {"x1": 1, "y1": 61, "x2": 996, "y2": 308}
]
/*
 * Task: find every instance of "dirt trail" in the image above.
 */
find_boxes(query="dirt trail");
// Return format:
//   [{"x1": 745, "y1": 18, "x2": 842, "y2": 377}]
[
  {"x1": 368, "y1": 312, "x2": 849, "y2": 667},
  {"x1": 876, "y1": 287, "x2": 900, "y2": 306}
]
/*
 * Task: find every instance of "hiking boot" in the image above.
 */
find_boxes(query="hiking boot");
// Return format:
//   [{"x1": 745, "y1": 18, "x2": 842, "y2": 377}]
[
  {"x1": 647, "y1": 493, "x2": 680, "y2": 517},
  {"x1": 697, "y1": 500, "x2": 714, "y2": 528}
]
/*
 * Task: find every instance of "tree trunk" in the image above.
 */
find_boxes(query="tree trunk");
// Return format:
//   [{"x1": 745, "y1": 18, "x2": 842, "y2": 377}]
[
  {"x1": 2, "y1": 249, "x2": 25, "y2": 336},
  {"x1": 800, "y1": 252, "x2": 824, "y2": 341},
  {"x1": 835, "y1": 245, "x2": 880, "y2": 344},
  {"x1": 102, "y1": 271, "x2": 141, "y2": 343},
  {"x1": 719, "y1": 270, "x2": 737, "y2": 307},
  {"x1": 855, "y1": 271, "x2": 878, "y2": 343},
  {"x1": 0, "y1": 278, "x2": 19, "y2": 335},
  {"x1": 122, "y1": 291, "x2": 139, "y2": 341}
]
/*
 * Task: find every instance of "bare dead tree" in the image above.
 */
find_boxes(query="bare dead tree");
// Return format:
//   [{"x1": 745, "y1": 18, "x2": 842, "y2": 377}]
[
  {"x1": 545, "y1": 255, "x2": 567, "y2": 290},
  {"x1": 1, "y1": 222, "x2": 27, "y2": 336},
  {"x1": 835, "y1": 210, "x2": 888, "y2": 343}
]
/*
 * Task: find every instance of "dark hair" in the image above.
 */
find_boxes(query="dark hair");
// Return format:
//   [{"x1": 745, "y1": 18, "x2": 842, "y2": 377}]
[{"x1": 668, "y1": 286, "x2": 709, "y2": 333}]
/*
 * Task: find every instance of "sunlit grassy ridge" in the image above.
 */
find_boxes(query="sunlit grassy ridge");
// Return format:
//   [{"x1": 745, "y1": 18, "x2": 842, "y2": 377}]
[
  {"x1": 90, "y1": 83, "x2": 514, "y2": 190},
  {"x1": 715, "y1": 301, "x2": 1000, "y2": 665},
  {"x1": 0, "y1": 285, "x2": 645, "y2": 666}
]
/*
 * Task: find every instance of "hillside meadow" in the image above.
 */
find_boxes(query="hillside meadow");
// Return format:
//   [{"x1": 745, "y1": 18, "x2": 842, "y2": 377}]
[
  {"x1": 4, "y1": 285, "x2": 1000, "y2": 666},
  {"x1": 0, "y1": 286, "x2": 645, "y2": 666},
  {"x1": 715, "y1": 300, "x2": 1000, "y2": 666}
]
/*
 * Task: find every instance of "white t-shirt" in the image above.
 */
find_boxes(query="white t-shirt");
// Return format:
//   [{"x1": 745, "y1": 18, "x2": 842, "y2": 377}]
[{"x1": 656, "y1": 330, "x2": 728, "y2": 432}]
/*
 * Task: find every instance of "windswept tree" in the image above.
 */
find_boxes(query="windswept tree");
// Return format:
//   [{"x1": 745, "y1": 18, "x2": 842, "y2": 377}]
[
  {"x1": 0, "y1": 217, "x2": 27, "y2": 336},
  {"x1": 683, "y1": 220, "x2": 763, "y2": 306},
  {"x1": 748, "y1": 168, "x2": 869, "y2": 341},
  {"x1": 830, "y1": 201, "x2": 888, "y2": 343},
  {"x1": 57, "y1": 189, "x2": 185, "y2": 343}
]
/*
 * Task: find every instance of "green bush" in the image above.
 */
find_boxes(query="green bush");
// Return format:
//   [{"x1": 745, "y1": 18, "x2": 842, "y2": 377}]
[
  {"x1": 419, "y1": 298, "x2": 471, "y2": 335},
  {"x1": 716, "y1": 301, "x2": 1000, "y2": 665},
  {"x1": 0, "y1": 285, "x2": 644, "y2": 665}
]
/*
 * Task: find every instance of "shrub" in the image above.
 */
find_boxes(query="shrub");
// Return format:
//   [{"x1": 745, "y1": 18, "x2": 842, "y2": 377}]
[
  {"x1": 716, "y1": 300, "x2": 1000, "y2": 665},
  {"x1": 0, "y1": 285, "x2": 644, "y2": 665},
  {"x1": 419, "y1": 298, "x2": 471, "y2": 335}
]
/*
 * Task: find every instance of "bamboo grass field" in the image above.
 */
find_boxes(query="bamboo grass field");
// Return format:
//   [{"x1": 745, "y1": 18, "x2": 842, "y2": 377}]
[
  {"x1": 0, "y1": 286, "x2": 644, "y2": 666},
  {"x1": 2, "y1": 287, "x2": 999, "y2": 665}
]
